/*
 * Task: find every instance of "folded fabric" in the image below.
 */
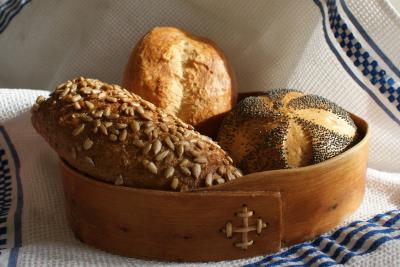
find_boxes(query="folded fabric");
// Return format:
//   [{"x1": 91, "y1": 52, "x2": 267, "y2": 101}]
[{"x1": 0, "y1": 0, "x2": 399, "y2": 266}]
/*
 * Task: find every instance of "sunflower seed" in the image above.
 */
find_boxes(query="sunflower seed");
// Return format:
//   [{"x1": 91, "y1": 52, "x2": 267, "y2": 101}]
[
  {"x1": 155, "y1": 150, "x2": 169, "y2": 161},
  {"x1": 144, "y1": 121, "x2": 153, "y2": 128},
  {"x1": 176, "y1": 144, "x2": 184, "y2": 158},
  {"x1": 196, "y1": 142, "x2": 205, "y2": 149},
  {"x1": 226, "y1": 171, "x2": 236, "y2": 181},
  {"x1": 188, "y1": 149, "x2": 200, "y2": 158},
  {"x1": 132, "y1": 139, "x2": 145, "y2": 148},
  {"x1": 233, "y1": 169, "x2": 243, "y2": 178},
  {"x1": 177, "y1": 127, "x2": 185, "y2": 134},
  {"x1": 164, "y1": 137, "x2": 175, "y2": 150},
  {"x1": 114, "y1": 175, "x2": 124, "y2": 186},
  {"x1": 83, "y1": 138, "x2": 94, "y2": 150},
  {"x1": 164, "y1": 166, "x2": 174, "y2": 178},
  {"x1": 60, "y1": 88, "x2": 70, "y2": 98},
  {"x1": 94, "y1": 110, "x2": 104, "y2": 118},
  {"x1": 159, "y1": 123, "x2": 168, "y2": 132},
  {"x1": 180, "y1": 166, "x2": 191, "y2": 176},
  {"x1": 104, "y1": 121, "x2": 113, "y2": 128},
  {"x1": 109, "y1": 134, "x2": 118, "y2": 141},
  {"x1": 98, "y1": 92, "x2": 107, "y2": 99},
  {"x1": 72, "y1": 124, "x2": 85, "y2": 136},
  {"x1": 84, "y1": 156, "x2": 95, "y2": 166},
  {"x1": 120, "y1": 103, "x2": 128, "y2": 111},
  {"x1": 205, "y1": 173, "x2": 213, "y2": 187},
  {"x1": 142, "y1": 143, "x2": 152, "y2": 154},
  {"x1": 81, "y1": 114, "x2": 93, "y2": 122},
  {"x1": 194, "y1": 156, "x2": 208, "y2": 164},
  {"x1": 175, "y1": 132, "x2": 184, "y2": 139},
  {"x1": 74, "y1": 102, "x2": 81, "y2": 110},
  {"x1": 91, "y1": 89, "x2": 101, "y2": 94},
  {"x1": 70, "y1": 84, "x2": 78, "y2": 93},
  {"x1": 99, "y1": 124, "x2": 108, "y2": 135},
  {"x1": 80, "y1": 87, "x2": 92, "y2": 95},
  {"x1": 121, "y1": 97, "x2": 131, "y2": 103},
  {"x1": 152, "y1": 129, "x2": 159, "y2": 139},
  {"x1": 70, "y1": 94, "x2": 82, "y2": 103},
  {"x1": 110, "y1": 129, "x2": 119, "y2": 135},
  {"x1": 116, "y1": 123, "x2": 127, "y2": 129},
  {"x1": 104, "y1": 106, "x2": 111, "y2": 117},
  {"x1": 135, "y1": 105, "x2": 144, "y2": 114},
  {"x1": 170, "y1": 135, "x2": 180, "y2": 143},
  {"x1": 179, "y1": 159, "x2": 190, "y2": 167},
  {"x1": 140, "y1": 112, "x2": 152, "y2": 121},
  {"x1": 106, "y1": 96, "x2": 117, "y2": 103},
  {"x1": 125, "y1": 107, "x2": 134, "y2": 116},
  {"x1": 227, "y1": 156, "x2": 234, "y2": 164},
  {"x1": 144, "y1": 126, "x2": 154, "y2": 135},
  {"x1": 119, "y1": 129, "x2": 127, "y2": 141},
  {"x1": 146, "y1": 161, "x2": 158, "y2": 174},
  {"x1": 152, "y1": 139, "x2": 162, "y2": 154},
  {"x1": 130, "y1": 121, "x2": 140, "y2": 132},
  {"x1": 171, "y1": 178, "x2": 179, "y2": 190},
  {"x1": 142, "y1": 159, "x2": 149, "y2": 167},
  {"x1": 36, "y1": 95, "x2": 46, "y2": 104},
  {"x1": 192, "y1": 164, "x2": 201, "y2": 179},
  {"x1": 217, "y1": 178, "x2": 225, "y2": 184},
  {"x1": 93, "y1": 127, "x2": 98, "y2": 133},
  {"x1": 110, "y1": 114, "x2": 120, "y2": 119},
  {"x1": 217, "y1": 166, "x2": 226, "y2": 175},
  {"x1": 85, "y1": 101, "x2": 95, "y2": 110}
]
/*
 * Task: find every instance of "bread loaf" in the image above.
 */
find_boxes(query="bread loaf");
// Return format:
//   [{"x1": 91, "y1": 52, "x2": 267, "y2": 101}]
[
  {"x1": 123, "y1": 27, "x2": 237, "y2": 135},
  {"x1": 31, "y1": 77, "x2": 242, "y2": 191},
  {"x1": 217, "y1": 89, "x2": 358, "y2": 173}
]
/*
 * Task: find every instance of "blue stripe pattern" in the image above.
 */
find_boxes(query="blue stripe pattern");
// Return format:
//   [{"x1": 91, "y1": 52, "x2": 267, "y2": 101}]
[
  {"x1": 327, "y1": 0, "x2": 400, "y2": 113},
  {"x1": 314, "y1": 0, "x2": 400, "y2": 125},
  {"x1": 0, "y1": 126, "x2": 23, "y2": 267},
  {"x1": 0, "y1": 0, "x2": 30, "y2": 34},
  {"x1": 0, "y1": 148, "x2": 12, "y2": 249},
  {"x1": 245, "y1": 210, "x2": 400, "y2": 266},
  {"x1": 340, "y1": 0, "x2": 400, "y2": 79}
]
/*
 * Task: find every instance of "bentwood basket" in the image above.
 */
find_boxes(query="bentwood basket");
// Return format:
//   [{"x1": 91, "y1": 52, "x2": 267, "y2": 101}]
[{"x1": 60, "y1": 111, "x2": 369, "y2": 262}]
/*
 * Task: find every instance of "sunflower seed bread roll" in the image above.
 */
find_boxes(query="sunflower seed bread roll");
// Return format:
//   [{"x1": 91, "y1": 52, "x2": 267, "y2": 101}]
[
  {"x1": 218, "y1": 89, "x2": 358, "y2": 173},
  {"x1": 31, "y1": 77, "x2": 242, "y2": 191}
]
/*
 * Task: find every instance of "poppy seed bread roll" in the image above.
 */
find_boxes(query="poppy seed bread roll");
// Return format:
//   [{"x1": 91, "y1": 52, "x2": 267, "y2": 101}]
[
  {"x1": 123, "y1": 27, "x2": 237, "y2": 136},
  {"x1": 31, "y1": 77, "x2": 242, "y2": 191},
  {"x1": 217, "y1": 89, "x2": 358, "y2": 173}
]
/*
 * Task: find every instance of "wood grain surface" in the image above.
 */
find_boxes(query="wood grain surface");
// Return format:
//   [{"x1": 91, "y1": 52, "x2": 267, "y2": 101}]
[{"x1": 61, "y1": 112, "x2": 369, "y2": 261}]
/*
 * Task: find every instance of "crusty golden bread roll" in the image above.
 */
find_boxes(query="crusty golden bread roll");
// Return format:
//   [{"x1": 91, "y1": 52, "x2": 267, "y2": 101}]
[
  {"x1": 217, "y1": 89, "x2": 358, "y2": 173},
  {"x1": 31, "y1": 77, "x2": 242, "y2": 191},
  {"x1": 123, "y1": 27, "x2": 237, "y2": 136}
]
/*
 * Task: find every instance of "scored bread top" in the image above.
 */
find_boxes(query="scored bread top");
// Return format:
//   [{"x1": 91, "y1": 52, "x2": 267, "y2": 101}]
[
  {"x1": 123, "y1": 27, "x2": 237, "y2": 134},
  {"x1": 31, "y1": 77, "x2": 242, "y2": 191},
  {"x1": 218, "y1": 89, "x2": 358, "y2": 173}
]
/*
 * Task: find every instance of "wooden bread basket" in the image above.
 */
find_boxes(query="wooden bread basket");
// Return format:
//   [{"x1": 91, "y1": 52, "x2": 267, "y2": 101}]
[{"x1": 60, "y1": 113, "x2": 369, "y2": 262}]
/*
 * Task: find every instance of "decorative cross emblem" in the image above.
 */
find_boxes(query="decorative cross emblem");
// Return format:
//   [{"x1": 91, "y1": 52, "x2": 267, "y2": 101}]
[{"x1": 221, "y1": 205, "x2": 267, "y2": 250}]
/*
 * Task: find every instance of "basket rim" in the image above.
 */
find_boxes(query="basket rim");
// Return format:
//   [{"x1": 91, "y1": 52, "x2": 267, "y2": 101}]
[{"x1": 60, "y1": 112, "x2": 369, "y2": 194}]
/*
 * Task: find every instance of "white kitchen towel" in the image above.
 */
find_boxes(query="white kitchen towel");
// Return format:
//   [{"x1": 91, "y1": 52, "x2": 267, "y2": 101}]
[{"x1": 0, "y1": 0, "x2": 399, "y2": 266}]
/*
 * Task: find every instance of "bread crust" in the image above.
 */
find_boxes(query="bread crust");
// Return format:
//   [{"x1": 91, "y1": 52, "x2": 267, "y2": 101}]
[
  {"x1": 31, "y1": 77, "x2": 242, "y2": 191},
  {"x1": 123, "y1": 27, "x2": 237, "y2": 136}
]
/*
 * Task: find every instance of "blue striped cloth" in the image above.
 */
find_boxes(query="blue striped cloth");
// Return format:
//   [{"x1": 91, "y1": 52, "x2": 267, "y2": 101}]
[
  {"x1": 0, "y1": 0, "x2": 30, "y2": 33},
  {"x1": 246, "y1": 210, "x2": 400, "y2": 266}
]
